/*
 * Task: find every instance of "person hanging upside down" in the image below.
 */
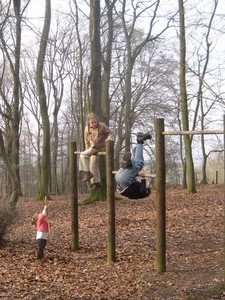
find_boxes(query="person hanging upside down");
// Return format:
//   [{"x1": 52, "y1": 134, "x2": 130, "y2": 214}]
[
  {"x1": 115, "y1": 132, "x2": 152, "y2": 199},
  {"x1": 79, "y1": 112, "x2": 114, "y2": 191}
]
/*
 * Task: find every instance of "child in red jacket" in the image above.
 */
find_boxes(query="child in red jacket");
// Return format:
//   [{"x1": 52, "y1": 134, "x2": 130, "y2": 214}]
[{"x1": 32, "y1": 205, "x2": 51, "y2": 260}]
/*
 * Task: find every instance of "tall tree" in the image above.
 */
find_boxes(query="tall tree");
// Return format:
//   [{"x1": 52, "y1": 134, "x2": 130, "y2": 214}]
[
  {"x1": 102, "y1": 0, "x2": 117, "y2": 125},
  {"x1": 36, "y1": 0, "x2": 51, "y2": 200},
  {"x1": 119, "y1": 0, "x2": 172, "y2": 152},
  {"x1": 11, "y1": 0, "x2": 22, "y2": 193},
  {"x1": 178, "y1": 0, "x2": 196, "y2": 194},
  {"x1": 89, "y1": 0, "x2": 103, "y2": 201},
  {"x1": 72, "y1": 0, "x2": 85, "y2": 151},
  {"x1": 47, "y1": 20, "x2": 72, "y2": 194},
  {"x1": 88, "y1": 0, "x2": 112, "y2": 202},
  {"x1": 90, "y1": 0, "x2": 102, "y2": 118},
  {"x1": 0, "y1": 0, "x2": 23, "y2": 195},
  {"x1": 189, "y1": 0, "x2": 218, "y2": 184},
  {"x1": 23, "y1": 60, "x2": 42, "y2": 186},
  {"x1": 0, "y1": 0, "x2": 32, "y2": 199}
]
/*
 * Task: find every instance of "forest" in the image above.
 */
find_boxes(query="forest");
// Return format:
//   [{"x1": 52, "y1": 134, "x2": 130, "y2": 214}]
[
  {"x1": 0, "y1": 1, "x2": 225, "y2": 299},
  {"x1": 0, "y1": 0, "x2": 225, "y2": 208}
]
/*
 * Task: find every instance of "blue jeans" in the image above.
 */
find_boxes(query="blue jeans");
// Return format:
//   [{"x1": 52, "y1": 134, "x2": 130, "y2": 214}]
[{"x1": 115, "y1": 143, "x2": 144, "y2": 188}]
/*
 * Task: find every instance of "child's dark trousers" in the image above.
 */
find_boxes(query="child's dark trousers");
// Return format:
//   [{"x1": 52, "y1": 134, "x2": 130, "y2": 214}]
[{"x1": 37, "y1": 238, "x2": 47, "y2": 260}]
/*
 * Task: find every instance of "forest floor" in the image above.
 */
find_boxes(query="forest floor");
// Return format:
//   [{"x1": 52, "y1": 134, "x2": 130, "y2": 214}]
[{"x1": 0, "y1": 184, "x2": 225, "y2": 299}]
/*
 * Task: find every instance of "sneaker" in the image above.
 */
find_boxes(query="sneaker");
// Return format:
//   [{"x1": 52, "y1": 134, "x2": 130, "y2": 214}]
[
  {"x1": 136, "y1": 132, "x2": 152, "y2": 143},
  {"x1": 91, "y1": 182, "x2": 103, "y2": 191},
  {"x1": 121, "y1": 152, "x2": 132, "y2": 169},
  {"x1": 81, "y1": 171, "x2": 93, "y2": 182}
]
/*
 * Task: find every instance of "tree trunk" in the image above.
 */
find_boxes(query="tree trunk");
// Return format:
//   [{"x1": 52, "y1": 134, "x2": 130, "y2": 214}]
[
  {"x1": 182, "y1": 158, "x2": 187, "y2": 189},
  {"x1": 120, "y1": 0, "x2": 163, "y2": 153},
  {"x1": 0, "y1": 129, "x2": 20, "y2": 211},
  {"x1": 121, "y1": 0, "x2": 134, "y2": 153},
  {"x1": 35, "y1": 0, "x2": 51, "y2": 200},
  {"x1": 200, "y1": 103, "x2": 208, "y2": 184},
  {"x1": 74, "y1": 0, "x2": 85, "y2": 150},
  {"x1": 124, "y1": 62, "x2": 132, "y2": 153},
  {"x1": 178, "y1": 0, "x2": 196, "y2": 194},
  {"x1": 196, "y1": 3, "x2": 217, "y2": 185},
  {"x1": 102, "y1": 0, "x2": 115, "y2": 125},
  {"x1": 50, "y1": 69, "x2": 64, "y2": 195},
  {"x1": 88, "y1": 0, "x2": 105, "y2": 202},
  {"x1": 114, "y1": 106, "x2": 125, "y2": 170},
  {"x1": 12, "y1": 0, "x2": 22, "y2": 194},
  {"x1": 201, "y1": 153, "x2": 208, "y2": 184},
  {"x1": 90, "y1": 0, "x2": 102, "y2": 118},
  {"x1": 52, "y1": 109, "x2": 59, "y2": 194}
]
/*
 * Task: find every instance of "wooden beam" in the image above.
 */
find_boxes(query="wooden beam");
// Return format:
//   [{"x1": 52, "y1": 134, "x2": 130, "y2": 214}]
[
  {"x1": 74, "y1": 151, "x2": 106, "y2": 155},
  {"x1": 162, "y1": 130, "x2": 224, "y2": 136},
  {"x1": 112, "y1": 170, "x2": 156, "y2": 178}
]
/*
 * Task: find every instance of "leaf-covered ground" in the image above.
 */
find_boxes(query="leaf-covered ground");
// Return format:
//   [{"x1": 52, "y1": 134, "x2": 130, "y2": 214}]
[{"x1": 0, "y1": 185, "x2": 224, "y2": 299}]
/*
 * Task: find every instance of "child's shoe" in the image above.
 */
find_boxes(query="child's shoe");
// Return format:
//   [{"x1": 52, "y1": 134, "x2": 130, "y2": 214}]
[
  {"x1": 136, "y1": 132, "x2": 152, "y2": 143},
  {"x1": 81, "y1": 171, "x2": 93, "y2": 182}
]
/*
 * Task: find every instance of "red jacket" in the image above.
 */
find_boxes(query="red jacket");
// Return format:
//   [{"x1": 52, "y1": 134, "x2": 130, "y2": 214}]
[{"x1": 37, "y1": 213, "x2": 49, "y2": 232}]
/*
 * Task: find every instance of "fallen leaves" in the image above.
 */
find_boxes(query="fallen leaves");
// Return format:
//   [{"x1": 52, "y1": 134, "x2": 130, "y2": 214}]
[{"x1": 0, "y1": 185, "x2": 224, "y2": 299}]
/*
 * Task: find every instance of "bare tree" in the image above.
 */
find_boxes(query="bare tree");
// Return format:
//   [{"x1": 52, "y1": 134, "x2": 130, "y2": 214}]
[
  {"x1": 0, "y1": 0, "x2": 31, "y2": 202},
  {"x1": 189, "y1": 0, "x2": 219, "y2": 184},
  {"x1": 116, "y1": 0, "x2": 174, "y2": 152},
  {"x1": 0, "y1": 0, "x2": 23, "y2": 195},
  {"x1": 23, "y1": 58, "x2": 42, "y2": 184},
  {"x1": 101, "y1": 0, "x2": 117, "y2": 125},
  {"x1": 35, "y1": 0, "x2": 51, "y2": 200},
  {"x1": 178, "y1": 0, "x2": 196, "y2": 193},
  {"x1": 46, "y1": 19, "x2": 73, "y2": 194},
  {"x1": 90, "y1": 0, "x2": 102, "y2": 117},
  {"x1": 71, "y1": 0, "x2": 87, "y2": 151}
]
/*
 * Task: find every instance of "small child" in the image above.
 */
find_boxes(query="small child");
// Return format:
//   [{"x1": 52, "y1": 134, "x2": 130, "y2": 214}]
[
  {"x1": 79, "y1": 112, "x2": 114, "y2": 191},
  {"x1": 31, "y1": 205, "x2": 52, "y2": 261}
]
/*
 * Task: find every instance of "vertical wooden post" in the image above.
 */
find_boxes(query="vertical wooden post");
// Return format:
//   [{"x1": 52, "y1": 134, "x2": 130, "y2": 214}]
[
  {"x1": 155, "y1": 118, "x2": 166, "y2": 272},
  {"x1": 106, "y1": 140, "x2": 115, "y2": 262},
  {"x1": 70, "y1": 141, "x2": 79, "y2": 251}
]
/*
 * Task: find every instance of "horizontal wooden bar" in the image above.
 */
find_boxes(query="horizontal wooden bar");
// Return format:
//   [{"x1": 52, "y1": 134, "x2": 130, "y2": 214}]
[
  {"x1": 162, "y1": 130, "x2": 224, "y2": 136},
  {"x1": 74, "y1": 151, "x2": 106, "y2": 155},
  {"x1": 112, "y1": 171, "x2": 156, "y2": 178}
]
